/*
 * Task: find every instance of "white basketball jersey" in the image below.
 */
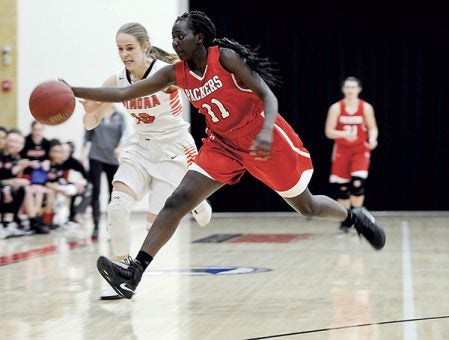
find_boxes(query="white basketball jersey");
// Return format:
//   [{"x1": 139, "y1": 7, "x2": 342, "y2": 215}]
[{"x1": 116, "y1": 59, "x2": 190, "y2": 141}]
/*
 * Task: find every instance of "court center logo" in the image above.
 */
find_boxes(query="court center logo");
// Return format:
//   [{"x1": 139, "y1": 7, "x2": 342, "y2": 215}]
[{"x1": 144, "y1": 266, "x2": 272, "y2": 276}]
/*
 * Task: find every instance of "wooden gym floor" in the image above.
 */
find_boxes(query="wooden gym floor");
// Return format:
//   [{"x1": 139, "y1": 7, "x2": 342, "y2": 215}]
[{"x1": 1, "y1": 211, "x2": 449, "y2": 340}]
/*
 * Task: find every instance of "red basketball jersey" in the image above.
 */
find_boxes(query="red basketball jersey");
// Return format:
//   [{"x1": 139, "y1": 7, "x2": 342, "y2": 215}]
[
  {"x1": 174, "y1": 46, "x2": 264, "y2": 138},
  {"x1": 335, "y1": 99, "x2": 368, "y2": 146}
]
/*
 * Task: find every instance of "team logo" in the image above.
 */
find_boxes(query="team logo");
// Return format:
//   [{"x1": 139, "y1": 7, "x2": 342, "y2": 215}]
[{"x1": 144, "y1": 266, "x2": 271, "y2": 276}]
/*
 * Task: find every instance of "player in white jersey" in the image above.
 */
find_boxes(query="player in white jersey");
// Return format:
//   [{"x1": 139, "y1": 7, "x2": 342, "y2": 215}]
[{"x1": 80, "y1": 22, "x2": 212, "y2": 300}]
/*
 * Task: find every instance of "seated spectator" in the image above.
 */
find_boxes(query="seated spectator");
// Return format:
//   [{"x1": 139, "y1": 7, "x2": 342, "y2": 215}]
[
  {"x1": 0, "y1": 126, "x2": 7, "y2": 153},
  {"x1": 61, "y1": 141, "x2": 91, "y2": 227},
  {"x1": 20, "y1": 120, "x2": 50, "y2": 179},
  {"x1": 18, "y1": 121, "x2": 51, "y2": 221},
  {"x1": 42, "y1": 139, "x2": 65, "y2": 227},
  {"x1": 44, "y1": 139, "x2": 83, "y2": 228},
  {"x1": 0, "y1": 129, "x2": 47, "y2": 236}
]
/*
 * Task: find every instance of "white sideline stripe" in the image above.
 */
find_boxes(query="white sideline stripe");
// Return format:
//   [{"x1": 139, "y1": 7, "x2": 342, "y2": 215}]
[{"x1": 402, "y1": 220, "x2": 417, "y2": 340}]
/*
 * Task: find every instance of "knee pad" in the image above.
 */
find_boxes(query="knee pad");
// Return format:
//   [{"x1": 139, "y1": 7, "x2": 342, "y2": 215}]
[
  {"x1": 107, "y1": 191, "x2": 135, "y2": 257},
  {"x1": 332, "y1": 182, "x2": 350, "y2": 200},
  {"x1": 350, "y1": 176, "x2": 366, "y2": 196}
]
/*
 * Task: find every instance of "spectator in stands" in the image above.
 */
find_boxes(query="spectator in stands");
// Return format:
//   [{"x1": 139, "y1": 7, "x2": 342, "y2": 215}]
[
  {"x1": 0, "y1": 129, "x2": 47, "y2": 236},
  {"x1": 61, "y1": 141, "x2": 91, "y2": 227},
  {"x1": 44, "y1": 139, "x2": 79, "y2": 228},
  {"x1": 0, "y1": 126, "x2": 7, "y2": 153},
  {"x1": 19, "y1": 121, "x2": 51, "y2": 215},
  {"x1": 20, "y1": 121, "x2": 51, "y2": 176}
]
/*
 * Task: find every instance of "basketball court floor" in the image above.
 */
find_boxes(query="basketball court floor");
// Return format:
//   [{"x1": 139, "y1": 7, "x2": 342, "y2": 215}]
[{"x1": 1, "y1": 211, "x2": 449, "y2": 339}]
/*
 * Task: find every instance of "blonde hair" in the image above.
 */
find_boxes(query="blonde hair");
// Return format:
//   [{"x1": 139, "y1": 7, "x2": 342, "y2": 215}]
[{"x1": 117, "y1": 22, "x2": 178, "y2": 64}]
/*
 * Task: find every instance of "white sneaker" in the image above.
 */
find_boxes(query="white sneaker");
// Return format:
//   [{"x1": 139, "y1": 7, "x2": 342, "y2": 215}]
[
  {"x1": 99, "y1": 256, "x2": 132, "y2": 300},
  {"x1": 191, "y1": 200, "x2": 212, "y2": 227},
  {"x1": 5, "y1": 222, "x2": 33, "y2": 237},
  {"x1": 0, "y1": 226, "x2": 9, "y2": 239}
]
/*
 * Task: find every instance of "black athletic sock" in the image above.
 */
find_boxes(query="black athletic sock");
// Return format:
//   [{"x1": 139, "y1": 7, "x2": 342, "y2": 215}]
[
  {"x1": 342, "y1": 209, "x2": 355, "y2": 226},
  {"x1": 136, "y1": 250, "x2": 153, "y2": 270}
]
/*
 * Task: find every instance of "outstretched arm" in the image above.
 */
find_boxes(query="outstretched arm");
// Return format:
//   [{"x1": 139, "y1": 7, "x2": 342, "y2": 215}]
[
  {"x1": 70, "y1": 64, "x2": 177, "y2": 102},
  {"x1": 80, "y1": 75, "x2": 116, "y2": 130}
]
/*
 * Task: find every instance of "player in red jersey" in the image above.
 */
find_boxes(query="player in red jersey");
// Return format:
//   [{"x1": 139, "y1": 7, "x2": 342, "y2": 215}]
[
  {"x1": 325, "y1": 77, "x2": 378, "y2": 233},
  {"x1": 68, "y1": 10, "x2": 385, "y2": 298}
]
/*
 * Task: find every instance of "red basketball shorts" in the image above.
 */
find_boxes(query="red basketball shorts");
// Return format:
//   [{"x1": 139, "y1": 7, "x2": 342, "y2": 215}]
[
  {"x1": 190, "y1": 114, "x2": 314, "y2": 198},
  {"x1": 330, "y1": 143, "x2": 371, "y2": 182}
]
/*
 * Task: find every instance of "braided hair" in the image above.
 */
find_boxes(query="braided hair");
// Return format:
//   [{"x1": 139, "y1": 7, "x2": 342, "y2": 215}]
[{"x1": 175, "y1": 11, "x2": 282, "y2": 87}]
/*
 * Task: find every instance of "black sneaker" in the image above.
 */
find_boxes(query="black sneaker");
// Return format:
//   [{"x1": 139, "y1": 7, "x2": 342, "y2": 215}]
[
  {"x1": 100, "y1": 256, "x2": 133, "y2": 301},
  {"x1": 337, "y1": 221, "x2": 351, "y2": 234},
  {"x1": 96, "y1": 256, "x2": 144, "y2": 299},
  {"x1": 351, "y1": 207, "x2": 386, "y2": 250}
]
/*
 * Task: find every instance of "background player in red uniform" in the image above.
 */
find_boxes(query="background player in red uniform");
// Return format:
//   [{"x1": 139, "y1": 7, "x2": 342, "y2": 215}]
[
  {"x1": 67, "y1": 10, "x2": 385, "y2": 298},
  {"x1": 325, "y1": 77, "x2": 378, "y2": 233}
]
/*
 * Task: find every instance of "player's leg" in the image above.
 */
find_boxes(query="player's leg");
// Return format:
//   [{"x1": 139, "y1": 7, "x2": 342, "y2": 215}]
[
  {"x1": 329, "y1": 144, "x2": 353, "y2": 232},
  {"x1": 330, "y1": 144, "x2": 351, "y2": 206},
  {"x1": 283, "y1": 187, "x2": 384, "y2": 249},
  {"x1": 329, "y1": 178, "x2": 352, "y2": 233},
  {"x1": 100, "y1": 158, "x2": 149, "y2": 300},
  {"x1": 166, "y1": 133, "x2": 213, "y2": 227},
  {"x1": 142, "y1": 170, "x2": 223, "y2": 255},
  {"x1": 244, "y1": 116, "x2": 385, "y2": 250},
  {"x1": 349, "y1": 174, "x2": 367, "y2": 208},
  {"x1": 96, "y1": 139, "x2": 241, "y2": 298},
  {"x1": 100, "y1": 180, "x2": 137, "y2": 300},
  {"x1": 349, "y1": 145, "x2": 371, "y2": 208},
  {"x1": 146, "y1": 149, "x2": 212, "y2": 228},
  {"x1": 284, "y1": 187, "x2": 347, "y2": 220},
  {"x1": 331, "y1": 181, "x2": 352, "y2": 233},
  {"x1": 284, "y1": 187, "x2": 384, "y2": 249},
  {"x1": 97, "y1": 170, "x2": 223, "y2": 298},
  {"x1": 107, "y1": 180, "x2": 138, "y2": 260}
]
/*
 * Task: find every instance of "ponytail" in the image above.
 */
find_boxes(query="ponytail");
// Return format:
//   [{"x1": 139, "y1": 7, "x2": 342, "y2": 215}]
[{"x1": 147, "y1": 46, "x2": 179, "y2": 64}]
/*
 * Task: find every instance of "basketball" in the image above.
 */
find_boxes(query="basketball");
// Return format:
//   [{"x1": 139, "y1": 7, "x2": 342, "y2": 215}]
[{"x1": 29, "y1": 80, "x2": 75, "y2": 125}]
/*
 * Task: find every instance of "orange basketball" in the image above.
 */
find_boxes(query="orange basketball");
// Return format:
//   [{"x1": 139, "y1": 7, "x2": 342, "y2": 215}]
[{"x1": 29, "y1": 80, "x2": 75, "y2": 125}]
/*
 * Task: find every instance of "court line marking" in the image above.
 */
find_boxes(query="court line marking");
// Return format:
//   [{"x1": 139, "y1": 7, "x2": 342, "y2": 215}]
[
  {"x1": 0, "y1": 238, "x2": 94, "y2": 266},
  {"x1": 402, "y1": 220, "x2": 417, "y2": 340},
  {"x1": 244, "y1": 315, "x2": 449, "y2": 339}
]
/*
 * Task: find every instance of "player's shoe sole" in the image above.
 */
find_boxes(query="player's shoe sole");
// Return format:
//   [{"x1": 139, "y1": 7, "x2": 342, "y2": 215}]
[{"x1": 100, "y1": 286, "x2": 124, "y2": 300}]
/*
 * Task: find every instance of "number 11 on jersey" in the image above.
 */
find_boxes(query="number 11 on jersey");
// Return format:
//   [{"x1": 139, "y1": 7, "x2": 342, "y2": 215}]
[{"x1": 201, "y1": 98, "x2": 230, "y2": 122}]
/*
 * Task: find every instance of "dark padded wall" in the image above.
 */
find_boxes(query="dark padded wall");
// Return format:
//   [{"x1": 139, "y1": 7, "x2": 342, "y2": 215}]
[{"x1": 187, "y1": 1, "x2": 449, "y2": 211}]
